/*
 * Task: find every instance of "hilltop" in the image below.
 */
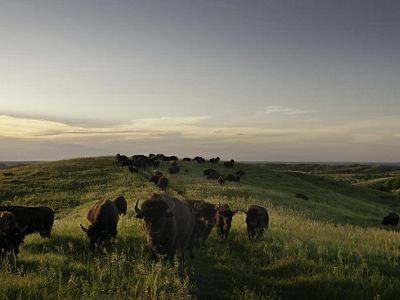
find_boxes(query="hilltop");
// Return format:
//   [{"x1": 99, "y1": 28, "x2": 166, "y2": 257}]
[{"x1": 1, "y1": 156, "x2": 400, "y2": 299}]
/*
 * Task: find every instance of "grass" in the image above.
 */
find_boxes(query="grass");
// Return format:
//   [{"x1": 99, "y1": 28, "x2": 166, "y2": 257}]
[{"x1": 1, "y1": 156, "x2": 400, "y2": 299}]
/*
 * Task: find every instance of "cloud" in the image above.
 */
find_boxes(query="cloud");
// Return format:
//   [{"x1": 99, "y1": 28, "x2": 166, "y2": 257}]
[
  {"x1": 255, "y1": 106, "x2": 318, "y2": 116},
  {"x1": 1, "y1": 114, "x2": 400, "y2": 161}
]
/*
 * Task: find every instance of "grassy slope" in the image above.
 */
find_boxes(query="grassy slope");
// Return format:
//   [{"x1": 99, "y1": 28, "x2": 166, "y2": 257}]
[{"x1": 1, "y1": 157, "x2": 400, "y2": 299}]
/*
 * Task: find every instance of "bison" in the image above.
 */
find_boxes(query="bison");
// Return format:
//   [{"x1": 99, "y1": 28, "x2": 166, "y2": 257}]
[
  {"x1": 113, "y1": 196, "x2": 128, "y2": 215},
  {"x1": 128, "y1": 165, "x2": 139, "y2": 173},
  {"x1": 168, "y1": 165, "x2": 180, "y2": 175},
  {"x1": 157, "y1": 176, "x2": 169, "y2": 190},
  {"x1": 186, "y1": 200, "x2": 216, "y2": 247},
  {"x1": 215, "y1": 203, "x2": 237, "y2": 240},
  {"x1": 182, "y1": 157, "x2": 192, "y2": 162},
  {"x1": 209, "y1": 157, "x2": 220, "y2": 164},
  {"x1": 218, "y1": 176, "x2": 225, "y2": 186},
  {"x1": 0, "y1": 205, "x2": 54, "y2": 238},
  {"x1": 243, "y1": 205, "x2": 269, "y2": 240},
  {"x1": 80, "y1": 199, "x2": 119, "y2": 251},
  {"x1": 194, "y1": 156, "x2": 206, "y2": 164},
  {"x1": 116, "y1": 153, "x2": 129, "y2": 164},
  {"x1": 223, "y1": 159, "x2": 235, "y2": 168},
  {"x1": 0, "y1": 211, "x2": 27, "y2": 258},
  {"x1": 382, "y1": 212, "x2": 399, "y2": 226},
  {"x1": 135, "y1": 194, "x2": 195, "y2": 262}
]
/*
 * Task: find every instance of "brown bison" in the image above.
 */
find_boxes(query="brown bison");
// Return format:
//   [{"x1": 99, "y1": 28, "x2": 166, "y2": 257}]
[
  {"x1": 382, "y1": 212, "x2": 399, "y2": 226},
  {"x1": 186, "y1": 200, "x2": 216, "y2": 247},
  {"x1": 135, "y1": 194, "x2": 195, "y2": 262},
  {"x1": 215, "y1": 203, "x2": 237, "y2": 240},
  {"x1": 243, "y1": 205, "x2": 269, "y2": 240},
  {"x1": 194, "y1": 156, "x2": 206, "y2": 164},
  {"x1": 116, "y1": 153, "x2": 129, "y2": 164},
  {"x1": 113, "y1": 196, "x2": 128, "y2": 215},
  {"x1": 218, "y1": 176, "x2": 225, "y2": 185},
  {"x1": 182, "y1": 157, "x2": 192, "y2": 162},
  {"x1": 0, "y1": 211, "x2": 27, "y2": 258},
  {"x1": 80, "y1": 199, "x2": 119, "y2": 251},
  {"x1": 209, "y1": 157, "x2": 220, "y2": 164},
  {"x1": 0, "y1": 206, "x2": 54, "y2": 238}
]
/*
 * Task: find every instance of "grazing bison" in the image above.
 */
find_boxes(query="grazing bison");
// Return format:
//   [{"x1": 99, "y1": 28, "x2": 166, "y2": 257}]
[
  {"x1": 186, "y1": 200, "x2": 216, "y2": 246},
  {"x1": 113, "y1": 196, "x2": 128, "y2": 215},
  {"x1": 223, "y1": 159, "x2": 235, "y2": 168},
  {"x1": 80, "y1": 199, "x2": 119, "y2": 251},
  {"x1": 382, "y1": 212, "x2": 399, "y2": 226},
  {"x1": 162, "y1": 155, "x2": 178, "y2": 162},
  {"x1": 135, "y1": 194, "x2": 196, "y2": 262},
  {"x1": 215, "y1": 203, "x2": 237, "y2": 240},
  {"x1": 157, "y1": 176, "x2": 169, "y2": 190},
  {"x1": 183, "y1": 157, "x2": 192, "y2": 162},
  {"x1": 0, "y1": 206, "x2": 54, "y2": 238},
  {"x1": 218, "y1": 176, "x2": 225, "y2": 186},
  {"x1": 243, "y1": 205, "x2": 269, "y2": 240},
  {"x1": 0, "y1": 211, "x2": 27, "y2": 258},
  {"x1": 168, "y1": 165, "x2": 180, "y2": 175}
]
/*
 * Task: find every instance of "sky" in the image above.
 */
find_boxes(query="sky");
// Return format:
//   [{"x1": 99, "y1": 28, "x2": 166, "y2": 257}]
[{"x1": 0, "y1": 0, "x2": 399, "y2": 161}]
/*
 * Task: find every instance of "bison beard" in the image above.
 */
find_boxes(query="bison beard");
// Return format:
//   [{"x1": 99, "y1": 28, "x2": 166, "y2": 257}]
[{"x1": 135, "y1": 194, "x2": 195, "y2": 262}]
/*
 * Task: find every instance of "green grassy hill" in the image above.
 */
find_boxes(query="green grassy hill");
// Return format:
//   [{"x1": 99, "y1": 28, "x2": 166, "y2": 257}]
[{"x1": 1, "y1": 157, "x2": 400, "y2": 299}]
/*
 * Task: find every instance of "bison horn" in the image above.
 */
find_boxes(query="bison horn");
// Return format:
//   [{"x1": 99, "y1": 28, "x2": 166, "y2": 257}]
[
  {"x1": 134, "y1": 200, "x2": 142, "y2": 214},
  {"x1": 241, "y1": 209, "x2": 247, "y2": 215},
  {"x1": 80, "y1": 224, "x2": 88, "y2": 232}
]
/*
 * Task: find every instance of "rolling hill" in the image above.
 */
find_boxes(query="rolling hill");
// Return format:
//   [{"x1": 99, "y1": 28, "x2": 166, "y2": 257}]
[{"x1": 1, "y1": 157, "x2": 400, "y2": 299}]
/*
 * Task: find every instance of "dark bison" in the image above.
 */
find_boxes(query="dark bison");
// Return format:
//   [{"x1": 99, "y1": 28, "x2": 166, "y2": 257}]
[
  {"x1": 182, "y1": 157, "x2": 192, "y2": 162},
  {"x1": 135, "y1": 194, "x2": 196, "y2": 261},
  {"x1": 223, "y1": 159, "x2": 235, "y2": 168},
  {"x1": 80, "y1": 199, "x2": 119, "y2": 251},
  {"x1": 113, "y1": 196, "x2": 128, "y2": 215},
  {"x1": 194, "y1": 156, "x2": 206, "y2": 164},
  {"x1": 157, "y1": 176, "x2": 169, "y2": 190},
  {"x1": 382, "y1": 212, "x2": 399, "y2": 226},
  {"x1": 243, "y1": 205, "x2": 269, "y2": 240},
  {"x1": 162, "y1": 155, "x2": 178, "y2": 162},
  {"x1": 218, "y1": 176, "x2": 225, "y2": 185},
  {"x1": 0, "y1": 206, "x2": 54, "y2": 238},
  {"x1": 207, "y1": 171, "x2": 224, "y2": 180},
  {"x1": 150, "y1": 173, "x2": 163, "y2": 184},
  {"x1": 215, "y1": 203, "x2": 237, "y2": 240},
  {"x1": 168, "y1": 165, "x2": 180, "y2": 175},
  {"x1": 209, "y1": 157, "x2": 220, "y2": 164},
  {"x1": 0, "y1": 211, "x2": 27, "y2": 258},
  {"x1": 186, "y1": 200, "x2": 216, "y2": 247},
  {"x1": 116, "y1": 153, "x2": 129, "y2": 164}
]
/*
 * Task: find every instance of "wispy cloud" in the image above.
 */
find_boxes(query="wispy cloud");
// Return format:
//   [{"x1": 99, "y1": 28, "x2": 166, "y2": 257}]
[{"x1": 256, "y1": 106, "x2": 318, "y2": 116}]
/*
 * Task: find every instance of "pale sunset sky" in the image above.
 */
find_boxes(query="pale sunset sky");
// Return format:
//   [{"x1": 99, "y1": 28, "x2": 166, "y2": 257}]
[{"x1": 0, "y1": 0, "x2": 399, "y2": 161}]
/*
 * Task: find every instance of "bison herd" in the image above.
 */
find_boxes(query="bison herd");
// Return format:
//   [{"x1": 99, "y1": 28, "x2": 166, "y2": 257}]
[{"x1": 1, "y1": 154, "x2": 400, "y2": 263}]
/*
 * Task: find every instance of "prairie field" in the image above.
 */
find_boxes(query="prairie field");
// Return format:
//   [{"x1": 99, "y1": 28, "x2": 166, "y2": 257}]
[{"x1": 1, "y1": 157, "x2": 400, "y2": 300}]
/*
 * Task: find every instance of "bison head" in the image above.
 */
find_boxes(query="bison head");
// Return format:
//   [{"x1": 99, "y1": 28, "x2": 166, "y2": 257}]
[
  {"x1": 80, "y1": 224, "x2": 110, "y2": 251},
  {"x1": 135, "y1": 199, "x2": 174, "y2": 243}
]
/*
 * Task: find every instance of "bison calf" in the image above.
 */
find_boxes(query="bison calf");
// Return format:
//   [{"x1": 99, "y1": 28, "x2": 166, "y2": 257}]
[
  {"x1": 382, "y1": 212, "x2": 399, "y2": 226},
  {"x1": 215, "y1": 203, "x2": 237, "y2": 240}
]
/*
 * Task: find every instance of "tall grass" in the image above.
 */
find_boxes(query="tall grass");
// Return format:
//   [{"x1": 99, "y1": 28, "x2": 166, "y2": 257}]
[{"x1": 1, "y1": 156, "x2": 400, "y2": 299}]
